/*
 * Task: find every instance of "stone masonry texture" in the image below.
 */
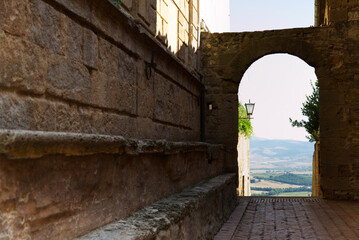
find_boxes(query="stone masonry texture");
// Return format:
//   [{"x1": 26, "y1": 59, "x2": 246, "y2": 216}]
[
  {"x1": 2, "y1": 0, "x2": 359, "y2": 239},
  {"x1": 316, "y1": 0, "x2": 359, "y2": 26},
  {"x1": 0, "y1": 0, "x2": 235, "y2": 239},
  {"x1": 201, "y1": 20, "x2": 359, "y2": 200},
  {"x1": 0, "y1": 130, "x2": 225, "y2": 239},
  {"x1": 0, "y1": 0, "x2": 202, "y2": 142},
  {"x1": 76, "y1": 174, "x2": 237, "y2": 240}
]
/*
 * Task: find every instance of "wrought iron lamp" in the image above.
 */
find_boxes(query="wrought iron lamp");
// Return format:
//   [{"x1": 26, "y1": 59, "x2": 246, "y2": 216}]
[{"x1": 245, "y1": 100, "x2": 255, "y2": 119}]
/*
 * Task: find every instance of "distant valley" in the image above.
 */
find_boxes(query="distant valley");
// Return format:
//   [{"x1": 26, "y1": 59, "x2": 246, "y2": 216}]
[{"x1": 250, "y1": 137, "x2": 315, "y2": 171}]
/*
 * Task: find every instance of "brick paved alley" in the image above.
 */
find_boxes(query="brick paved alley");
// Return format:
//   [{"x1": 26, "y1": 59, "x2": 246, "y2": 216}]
[{"x1": 215, "y1": 197, "x2": 359, "y2": 240}]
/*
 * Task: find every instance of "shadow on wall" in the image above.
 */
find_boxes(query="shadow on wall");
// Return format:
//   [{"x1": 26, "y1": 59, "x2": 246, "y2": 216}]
[{"x1": 115, "y1": 0, "x2": 200, "y2": 71}]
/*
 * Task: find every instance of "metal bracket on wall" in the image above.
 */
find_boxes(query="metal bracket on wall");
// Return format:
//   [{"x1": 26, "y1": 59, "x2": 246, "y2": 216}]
[{"x1": 145, "y1": 52, "x2": 156, "y2": 80}]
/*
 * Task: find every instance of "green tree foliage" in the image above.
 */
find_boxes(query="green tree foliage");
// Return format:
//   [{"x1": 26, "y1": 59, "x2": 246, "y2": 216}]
[
  {"x1": 238, "y1": 103, "x2": 253, "y2": 138},
  {"x1": 289, "y1": 80, "x2": 319, "y2": 142}
]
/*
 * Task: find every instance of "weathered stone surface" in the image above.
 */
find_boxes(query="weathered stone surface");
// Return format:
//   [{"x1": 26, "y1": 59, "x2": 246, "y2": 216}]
[
  {"x1": 0, "y1": 93, "x2": 34, "y2": 130},
  {"x1": 0, "y1": 0, "x2": 202, "y2": 141},
  {"x1": 0, "y1": 129, "x2": 225, "y2": 239},
  {"x1": 0, "y1": 0, "x2": 31, "y2": 36},
  {"x1": 30, "y1": 0, "x2": 64, "y2": 54},
  {"x1": 0, "y1": 30, "x2": 46, "y2": 94},
  {"x1": 83, "y1": 28, "x2": 98, "y2": 69},
  {"x1": 76, "y1": 174, "x2": 237, "y2": 240},
  {"x1": 201, "y1": 21, "x2": 359, "y2": 199},
  {"x1": 0, "y1": 129, "x2": 221, "y2": 159},
  {"x1": 67, "y1": 18, "x2": 83, "y2": 60},
  {"x1": 47, "y1": 59, "x2": 91, "y2": 101}
]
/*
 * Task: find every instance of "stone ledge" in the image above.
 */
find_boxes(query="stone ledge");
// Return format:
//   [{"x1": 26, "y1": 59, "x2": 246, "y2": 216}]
[
  {"x1": 76, "y1": 173, "x2": 237, "y2": 240},
  {"x1": 0, "y1": 129, "x2": 223, "y2": 159}
]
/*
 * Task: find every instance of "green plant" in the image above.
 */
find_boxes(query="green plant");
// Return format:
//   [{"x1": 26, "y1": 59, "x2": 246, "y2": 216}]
[
  {"x1": 289, "y1": 80, "x2": 319, "y2": 142},
  {"x1": 238, "y1": 103, "x2": 253, "y2": 138}
]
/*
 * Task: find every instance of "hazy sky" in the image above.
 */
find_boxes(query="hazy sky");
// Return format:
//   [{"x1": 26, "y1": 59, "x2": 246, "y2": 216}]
[{"x1": 230, "y1": 0, "x2": 317, "y2": 141}]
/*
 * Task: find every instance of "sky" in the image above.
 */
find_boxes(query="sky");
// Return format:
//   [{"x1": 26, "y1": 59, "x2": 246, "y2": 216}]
[{"x1": 230, "y1": 0, "x2": 317, "y2": 141}]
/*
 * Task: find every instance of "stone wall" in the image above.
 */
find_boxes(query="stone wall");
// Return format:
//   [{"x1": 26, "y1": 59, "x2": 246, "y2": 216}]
[
  {"x1": 0, "y1": 130, "x2": 225, "y2": 239},
  {"x1": 76, "y1": 174, "x2": 237, "y2": 240},
  {"x1": 0, "y1": 0, "x2": 237, "y2": 239},
  {"x1": 201, "y1": 20, "x2": 359, "y2": 200},
  {"x1": 312, "y1": 141, "x2": 322, "y2": 197},
  {"x1": 119, "y1": 0, "x2": 200, "y2": 68},
  {"x1": 315, "y1": 0, "x2": 359, "y2": 26},
  {"x1": 237, "y1": 134, "x2": 250, "y2": 196},
  {"x1": 0, "y1": 0, "x2": 201, "y2": 142}
]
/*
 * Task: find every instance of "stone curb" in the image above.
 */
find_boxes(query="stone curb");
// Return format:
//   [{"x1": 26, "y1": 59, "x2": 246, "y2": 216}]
[{"x1": 76, "y1": 173, "x2": 237, "y2": 240}]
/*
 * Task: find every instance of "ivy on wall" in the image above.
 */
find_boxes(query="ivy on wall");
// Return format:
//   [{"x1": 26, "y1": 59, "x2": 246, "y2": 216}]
[{"x1": 238, "y1": 103, "x2": 253, "y2": 138}]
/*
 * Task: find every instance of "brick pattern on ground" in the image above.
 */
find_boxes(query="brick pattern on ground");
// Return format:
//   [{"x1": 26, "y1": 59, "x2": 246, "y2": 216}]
[{"x1": 215, "y1": 197, "x2": 359, "y2": 240}]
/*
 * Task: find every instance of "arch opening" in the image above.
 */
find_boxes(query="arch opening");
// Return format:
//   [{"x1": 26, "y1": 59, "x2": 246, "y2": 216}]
[{"x1": 237, "y1": 53, "x2": 320, "y2": 197}]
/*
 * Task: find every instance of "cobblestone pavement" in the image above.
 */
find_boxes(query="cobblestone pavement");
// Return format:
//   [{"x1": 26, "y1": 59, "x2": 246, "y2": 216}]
[{"x1": 214, "y1": 197, "x2": 359, "y2": 240}]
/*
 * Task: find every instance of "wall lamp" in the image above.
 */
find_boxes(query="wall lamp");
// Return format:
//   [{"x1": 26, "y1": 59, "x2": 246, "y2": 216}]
[
  {"x1": 245, "y1": 100, "x2": 255, "y2": 118},
  {"x1": 240, "y1": 100, "x2": 255, "y2": 119}
]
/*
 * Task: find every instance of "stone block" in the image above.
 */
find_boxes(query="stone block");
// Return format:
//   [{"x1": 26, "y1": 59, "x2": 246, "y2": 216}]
[
  {"x1": 136, "y1": 117, "x2": 155, "y2": 139},
  {"x1": 105, "y1": 75, "x2": 137, "y2": 114},
  {"x1": 47, "y1": 59, "x2": 91, "y2": 103},
  {"x1": 79, "y1": 107, "x2": 104, "y2": 134},
  {"x1": 0, "y1": 0, "x2": 30, "y2": 36},
  {"x1": 67, "y1": 19, "x2": 83, "y2": 60},
  {"x1": 348, "y1": 23, "x2": 359, "y2": 40},
  {"x1": 136, "y1": 62, "x2": 155, "y2": 118},
  {"x1": 0, "y1": 31, "x2": 47, "y2": 94},
  {"x1": 118, "y1": 50, "x2": 136, "y2": 85},
  {"x1": 121, "y1": 0, "x2": 133, "y2": 10},
  {"x1": 98, "y1": 38, "x2": 119, "y2": 77},
  {"x1": 30, "y1": 0, "x2": 64, "y2": 54},
  {"x1": 320, "y1": 90, "x2": 345, "y2": 105},
  {"x1": 32, "y1": 99, "x2": 57, "y2": 131},
  {"x1": 154, "y1": 74, "x2": 178, "y2": 124},
  {"x1": 55, "y1": 102, "x2": 81, "y2": 132},
  {"x1": 338, "y1": 164, "x2": 352, "y2": 177},
  {"x1": 0, "y1": 93, "x2": 34, "y2": 130},
  {"x1": 89, "y1": 71, "x2": 107, "y2": 108},
  {"x1": 53, "y1": 0, "x2": 92, "y2": 22},
  {"x1": 330, "y1": 8, "x2": 348, "y2": 23},
  {"x1": 102, "y1": 113, "x2": 137, "y2": 137},
  {"x1": 148, "y1": 0, "x2": 156, "y2": 9},
  {"x1": 148, "y1": 7, "x2": 157, "y2": 34},
  {"x1": 83, "y1": 28, "x2": 98, "y2": 69},
  {"x1": 348, "y1": 10, "x2": 359, "y2": 21},
  {"x1": 138, "y1": 0, "x2": 149, "y2": 23}
]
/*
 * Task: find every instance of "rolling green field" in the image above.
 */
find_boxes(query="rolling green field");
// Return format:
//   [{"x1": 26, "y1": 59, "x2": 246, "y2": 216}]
[
  {"x1": 276, "y1": 192, "x2": 312, "y2": 197},
  {"x1": 252, "y1": 173, "x2": 312, "y2": 186},
  {"x1": 251, "y1": 172, "x2": 312, "y2": 196}
]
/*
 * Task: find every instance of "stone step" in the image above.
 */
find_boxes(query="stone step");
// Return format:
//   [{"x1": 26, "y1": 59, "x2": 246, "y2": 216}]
[{"x1": 76, "y1": 173, "x2": 237, "y2": 240}]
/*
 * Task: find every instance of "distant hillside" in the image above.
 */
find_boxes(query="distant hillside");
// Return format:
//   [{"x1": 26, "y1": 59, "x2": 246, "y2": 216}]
[{"x1": 250, "y1": 137, "x2": 314, "y2": 170}]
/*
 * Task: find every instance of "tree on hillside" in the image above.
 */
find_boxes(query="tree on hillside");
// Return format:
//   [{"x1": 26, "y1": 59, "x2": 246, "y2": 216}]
[
  {"x1": 238, "y1": 103, "x2": 253, "y2": 138},
  {"x1": 289, "y1": 80, "x2": 319, "y2": 142}
]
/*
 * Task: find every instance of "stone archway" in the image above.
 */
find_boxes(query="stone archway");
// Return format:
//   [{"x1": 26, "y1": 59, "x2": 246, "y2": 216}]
[{"x1": 201, "y1": 22, "x2": 359, "y2": 200}]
